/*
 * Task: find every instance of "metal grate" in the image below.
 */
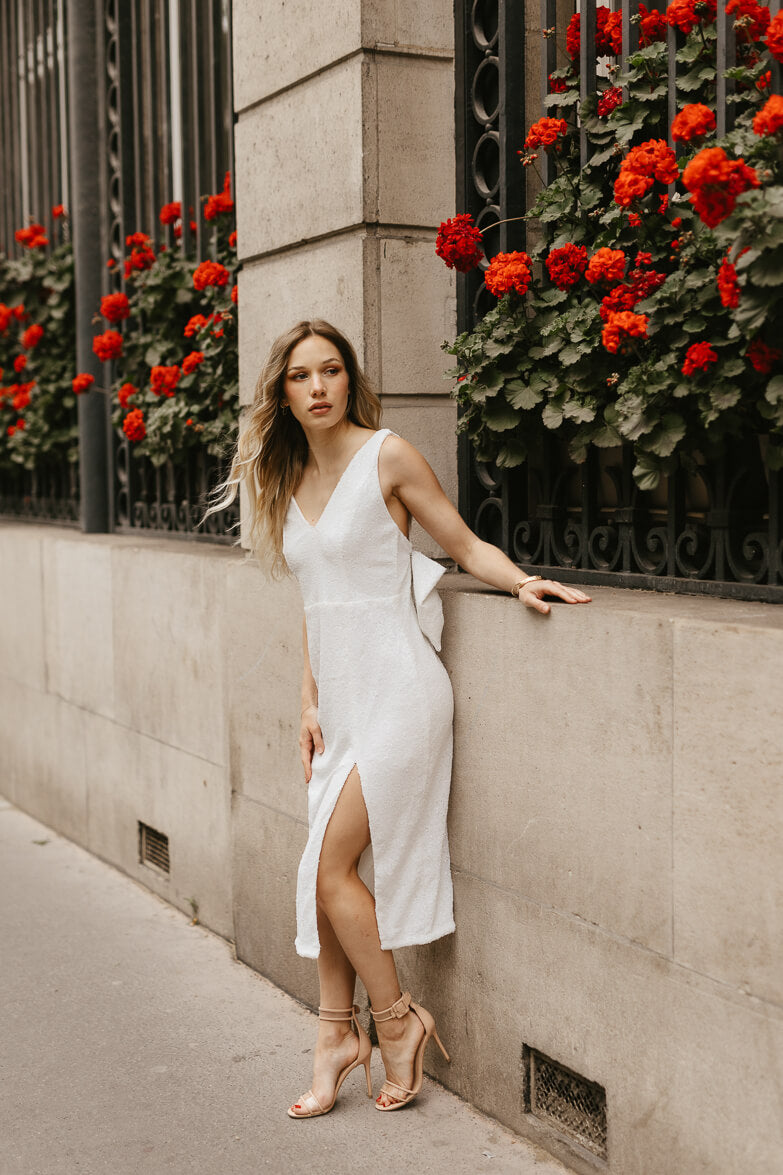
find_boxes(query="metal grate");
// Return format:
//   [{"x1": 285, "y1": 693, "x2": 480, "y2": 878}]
[
  {"x1": 525, "y1": 1047, "x2": 607, "y2": 1161},
  {"x1": 138, "y1": 821, "x2": 170, "y2": 875}
]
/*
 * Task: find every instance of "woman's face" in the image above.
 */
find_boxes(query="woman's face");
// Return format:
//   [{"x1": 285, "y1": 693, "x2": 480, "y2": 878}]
[{"x1": 282, "y1": 334, "x2": 351, "y2": 430}]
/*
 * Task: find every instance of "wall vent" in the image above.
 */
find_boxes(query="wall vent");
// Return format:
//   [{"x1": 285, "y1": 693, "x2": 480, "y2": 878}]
[
  {"x1": 138, "y1": 821, "x2": 170, "y2": 875},
  {"x1": 523, "y1": 1046, "x2": 607, "y2": 1161}
]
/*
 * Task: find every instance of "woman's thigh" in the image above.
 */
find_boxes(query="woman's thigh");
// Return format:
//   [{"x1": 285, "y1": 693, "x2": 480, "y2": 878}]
[{"x1": 318, "y1": 765, "x2": 371, "y2": 881}]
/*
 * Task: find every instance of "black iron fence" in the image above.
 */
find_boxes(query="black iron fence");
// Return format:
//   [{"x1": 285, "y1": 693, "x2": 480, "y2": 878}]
[
  {"x1": 0, "y1": 0, "x2": 236, "y2": 543},
  {"x1": 455, "y1": 0, "x2": 783, "y2": 601}
]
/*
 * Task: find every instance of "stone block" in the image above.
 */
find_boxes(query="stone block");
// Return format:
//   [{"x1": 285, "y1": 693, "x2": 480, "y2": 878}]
[
  {"x1": 222, "y1": 557, "x2": 306, "y2": 822},
  {"x1": 231, "y1": 792, "x2": 318, "y2": 1006},
  {"x1": 375, "y1": 234, "x2": 457, "y2": 399},
  {"x1": 42, "y1": 536, "x2": 114, "y2": 717},
  {"x1": 369, "y1": 53, "x2": 454, "y2": 227},
  {"x1": 82, "y1": 708, "x2": 233, "y2": 939},
  {"x1": 237, "y1": 232, "x2": 366, "y2": 407},
  {"x1": 404, "y1": 868, "x2": 783, "y2": 1175},
  {"x1": 0, "y1": 677, "x2": 87, "y2": 842},
  {"x1": 673, "y1": 619, "x2": 783, "y2": 1004},
  {"x1": 232, "y1": 0, "x2": 361, "y2": 113},
  {"x1": 378, "y1": 395, "x2": 457, "y2": 556},
  {"x1": 110, "y1": 542, "x2": 230, "y2": 765},
  {"x1": 235, "y1": 58, "x2": 364, "y2": 258},
  {"x1": 441, "y1": 589, "x2": 674, "y2": 954},
  {"x1": 361, "y1": 0, "x2": 453, "y2": 51},
  {"x1": 0, "y1": 525, "x2": 45, "y2": 690}
]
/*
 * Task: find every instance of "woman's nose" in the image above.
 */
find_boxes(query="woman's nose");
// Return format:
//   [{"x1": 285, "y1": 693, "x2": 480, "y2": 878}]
[{"x1": 311, "y1": 373, "x2": 325, "y2": 394}]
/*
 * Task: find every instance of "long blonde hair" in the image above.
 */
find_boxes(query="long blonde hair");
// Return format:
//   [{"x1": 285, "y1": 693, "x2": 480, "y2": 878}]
[{"x1": 203, "y1": 319, "x2": 381, "y2": 575}]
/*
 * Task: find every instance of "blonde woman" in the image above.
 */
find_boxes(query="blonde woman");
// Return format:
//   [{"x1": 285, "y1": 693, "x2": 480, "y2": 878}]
[{"x1": 208, "y1": 319, "x2": 590, "y2": 1117}]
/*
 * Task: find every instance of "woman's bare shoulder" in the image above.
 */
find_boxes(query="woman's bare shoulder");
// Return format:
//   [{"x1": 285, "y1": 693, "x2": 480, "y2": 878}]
[{"x1": 379, "y1": 432, "x2": 437, "y2": 488}]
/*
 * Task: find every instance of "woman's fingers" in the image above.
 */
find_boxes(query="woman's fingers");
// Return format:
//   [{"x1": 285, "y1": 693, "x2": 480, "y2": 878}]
[
  {"x1": 520, "y1": 581, "x2": 592, "y2": 613},
  {"x1": 299, "y1": 718, "x2": 325, "y2": 784}
]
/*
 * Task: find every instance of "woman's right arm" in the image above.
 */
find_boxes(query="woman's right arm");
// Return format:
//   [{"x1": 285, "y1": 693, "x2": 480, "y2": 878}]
[{"x1": 300, "y1": 617, "x2": 324, "y2": 784}]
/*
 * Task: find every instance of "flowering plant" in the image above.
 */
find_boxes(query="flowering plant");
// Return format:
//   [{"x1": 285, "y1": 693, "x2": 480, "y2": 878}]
[
  {"x1": 0, "y1": 213, "x2": 76, "y2": 471},
  {"x1": 99, "y1": 173, "x2": 238, "y2": 466},
  {"x1": 441, "y1": 2, "x2": 783, "y2": 488}
]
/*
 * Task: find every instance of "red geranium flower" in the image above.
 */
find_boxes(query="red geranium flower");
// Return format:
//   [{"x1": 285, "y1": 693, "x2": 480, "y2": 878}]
[
  {"x1": 597, "y1": 87, "x2": 623, "y2": 118},
  {"x1": 566, "y1": 6, "x2": 622, "y2": 60},
  {"x1": 150, "y1": 365, "x2": 180, "y2": 397},
  {"x1": 484, "y1": 251, "x2": 533, "y2": 297},
  {"x1": 717, "y1": 256, "x2": 741, "y2": 308},
  {"x1": 181, "y1": 351, "x2": 204, "y2": 375},
  {"x1": 753, "y1": 95, "x2": 783, "y2": 137},
  {"x1": 682, "y1": 147, "x2": 759, "y2": 228},
  {"x1": 682, "y1": 342, "x2": 718, "y2": 375},
  {"x1": 124, "y1": 245, "x2": 156, "y2": 277},
  {"x1": 72, "y1": 373, "x2": 95, "y2": 394},
  {"x1": 548, "y1": 74, "x2": 568, "y2": 94},
  {"x1": 184, "y1": 314, "x2": 210, "y2": 337},
  {"x1": 666, "y1": 0, "x2": 717, "y2": 36},
  {"x1": 231, "y1": 284, "x2": 238, "y2": 304},
  {"x1": 122, "y1": 408, "x2": 146, "y2": 442},
  {"x1": 614, "y1": 139, "x2": 679, "y2": 207},
  {"x1": 14, "y1": 223, "x2": 45, "y2": 247},
  {"x1": 436, "y1": 213, "x2": 484, "y2": 273},
  {"x1": 52, "y1": 204, "x2": 66, "y2": 219},
  {"x1": 159, "y1": 201, "x2": 182, "y2": 225},
  {"x1": 126, "y1": 231, "x2": 151, "y2": 248},
  {"x1": 639, "y1": 4, "x2": 667, "y2": 45},
  {"x1": 546, "y1": 243, "x2": 588, "y2": 290},
  {"x1": 671, "y1": 103, "x2": 716, "y2": 143},
  {"x1": 118, "y1": 382, "x2": 137, "y2": 409},
  {"x1": 107, "y1": 258, "x2": 117, "y2": 269},
  {"x1": 204, "y1": 171, "x2": 234, "y2": 220},
  {"x1": 229, "y1": 230, "x2": 237, "y2": 248},
  {"x1": 100, "y1": 292, "x2": 130, "y2": 323},
  {"x1": 92, "y1": 330, "x2": 123, "y2": 362},
  {"x1": 12, "y1": 382, "x2": 35, "y2": 411},
  {"x1": 21, "y1": 324, "x2": 44, "y2": 349},
  {"x1": 193, "y1": 260, "x2": 230, "y2": 290},
  {"x1": 602, "y1": 311, "x2": 649, "y2": 354},
  {"x1": 15, "y1": 418, "x2": 25, "y2": 430},
  {"x1": 767, "y1": 11, "x2": 783, "y2": 62},
  {"x1": 586, "y1": 248, "x2": 627, "y2": 285},
  {"x1": 13, "y1": 355, "x2": 27, "y2": 374},
  {"x1": 726, "y1": 0, "x2": 770, "y2": 43},
  {"x1": 524, "y1": 117, "x2": 568, "y2": 149},
  {"x1": 747, "y1": 339, "x2": 782, "y2": 374}
]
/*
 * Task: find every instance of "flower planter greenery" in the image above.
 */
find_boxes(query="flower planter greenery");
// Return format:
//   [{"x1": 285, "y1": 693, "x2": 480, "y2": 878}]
[{"x1": 439, "y1": 2, "x2": 783, "y2": 491}]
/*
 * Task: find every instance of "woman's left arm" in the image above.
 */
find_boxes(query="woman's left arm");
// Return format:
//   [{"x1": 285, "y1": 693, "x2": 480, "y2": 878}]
[{"x1": 381, "y1": 435, "x2": 591, "y2": 615}]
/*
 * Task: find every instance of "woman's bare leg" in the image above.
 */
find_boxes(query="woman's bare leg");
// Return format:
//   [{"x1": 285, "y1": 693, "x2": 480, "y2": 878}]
[{"x1": 313, "y1": 766, "x2": 426, "y2": 1108}]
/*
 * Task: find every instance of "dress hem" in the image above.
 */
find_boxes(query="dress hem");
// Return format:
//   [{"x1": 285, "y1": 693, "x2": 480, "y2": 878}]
[{"x1": 294, "y1": 919, "x2": 456, "y2": 960}]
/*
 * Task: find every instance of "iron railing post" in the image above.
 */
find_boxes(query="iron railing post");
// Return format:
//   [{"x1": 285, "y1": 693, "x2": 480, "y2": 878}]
[{"x1": 66, "y1": 0, "x2": 109, "y2": 532}]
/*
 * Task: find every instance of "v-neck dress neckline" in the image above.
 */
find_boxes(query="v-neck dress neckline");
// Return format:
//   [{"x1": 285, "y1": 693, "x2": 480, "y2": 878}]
[{"x1": 291, "y1": 431, "x2": 381, "y2": 530}]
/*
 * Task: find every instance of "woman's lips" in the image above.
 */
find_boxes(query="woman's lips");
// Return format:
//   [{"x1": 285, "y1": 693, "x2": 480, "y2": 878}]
[{"x1": 309, "y1": 404, "x2": 332, "y2": 414}]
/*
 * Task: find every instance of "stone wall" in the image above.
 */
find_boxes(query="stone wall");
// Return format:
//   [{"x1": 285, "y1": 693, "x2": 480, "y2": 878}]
[{"x1": 2, "y1": 522, "x2": 782, "y2": 1174}]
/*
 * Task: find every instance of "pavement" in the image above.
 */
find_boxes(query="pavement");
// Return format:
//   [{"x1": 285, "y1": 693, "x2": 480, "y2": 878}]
[{"x1": 0, "y1": 797, "x2": 571, "y2": 1175}]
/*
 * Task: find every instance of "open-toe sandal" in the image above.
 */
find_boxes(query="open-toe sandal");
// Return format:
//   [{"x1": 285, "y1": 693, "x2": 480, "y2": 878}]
[
  {"x1": 287, "y1": 1004, "x2": 373, "y2": 1119},
  {"x1": 371, "y1": 990, "x2": 450, "y2": 1112}
]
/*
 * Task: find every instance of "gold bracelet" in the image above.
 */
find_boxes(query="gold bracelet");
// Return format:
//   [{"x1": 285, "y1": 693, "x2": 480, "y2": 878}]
[{"x1": 511, "y1": 574, "x2": 543, "y2": 598}]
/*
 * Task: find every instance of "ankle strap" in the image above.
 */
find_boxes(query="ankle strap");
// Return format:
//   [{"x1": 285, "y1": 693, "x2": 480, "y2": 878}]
[
  {"x1": 371, "y1": 991, "x2": 411, "y2": 1022},
  {"x1": 318, "y1": 1004, "x2": 357, "y2": 1022}
]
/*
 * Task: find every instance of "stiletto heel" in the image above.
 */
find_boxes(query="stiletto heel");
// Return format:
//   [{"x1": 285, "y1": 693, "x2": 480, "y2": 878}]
[
  {"x1": 432, "y1": 1027, "x2": 450, "y2": 1063},
  {"x1": 371, "y1": 990, "x2": 450, "y2": 1111},
  {"x1": 287, "y1": 1004, "x2": 372, "y2": 1119}
]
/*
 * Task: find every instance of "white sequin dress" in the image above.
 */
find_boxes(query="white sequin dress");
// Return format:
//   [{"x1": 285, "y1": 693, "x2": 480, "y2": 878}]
[{"x1": 283, "y1": 428, "x2": 455, "y2": 957}]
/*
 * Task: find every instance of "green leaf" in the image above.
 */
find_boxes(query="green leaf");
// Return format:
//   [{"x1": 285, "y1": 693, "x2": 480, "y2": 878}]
[
  {"x1": 766, "y1": 375, "x2": 783, "y2": 405},
  {"x1": 647, "y1": 413, "x2": 686, "y2": 457},
  {"x1": 505, "y1": 379, "x2": 545, "y2": 410},
  {"x1": 496, "y1": 437, "x2": 528, "y2": 467},
  {"x1": 633, "y1": 452, "x2": 663, "y2": 492},
  {"x1": 483, "y1": 396, "x2": 520, "y2": 431}
]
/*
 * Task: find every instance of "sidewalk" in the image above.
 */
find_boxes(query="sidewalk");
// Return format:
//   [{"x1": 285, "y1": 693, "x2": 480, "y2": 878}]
[{"x1": 0, "y1": 797, "x2": 570, "y2": 1175}]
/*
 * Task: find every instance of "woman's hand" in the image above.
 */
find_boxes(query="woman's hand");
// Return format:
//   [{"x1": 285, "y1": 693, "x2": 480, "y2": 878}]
[
  {"x1": 299, "y1": 703, "x2": 325, "y2": 784},
  {"x1": 519, "y1": 579, "x2": 591, "y2": 615}
]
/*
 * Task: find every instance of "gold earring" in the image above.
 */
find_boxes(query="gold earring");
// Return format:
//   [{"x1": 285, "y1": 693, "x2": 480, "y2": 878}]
[{"x1": 281, "y1": 401, "x2": 289, "y2": 413}]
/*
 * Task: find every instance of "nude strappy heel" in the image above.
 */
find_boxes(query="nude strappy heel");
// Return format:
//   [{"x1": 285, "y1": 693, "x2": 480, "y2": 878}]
[
  {"x1": 287, "y1": 1004, "x2": 373, "y2": 1119},
  {"x1": 371, "y1": 990, "x2": 450, "y2": 1111}
]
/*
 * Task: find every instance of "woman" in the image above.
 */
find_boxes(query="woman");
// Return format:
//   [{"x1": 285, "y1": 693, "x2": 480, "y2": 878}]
[{"x1": 208, "y1": 319, "x2": 590, "y2": 1117}]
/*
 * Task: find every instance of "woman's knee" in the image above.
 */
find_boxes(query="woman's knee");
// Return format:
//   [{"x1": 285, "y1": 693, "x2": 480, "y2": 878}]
[{"x1": 316, "y1": 854, "x2": 357, "y2": 910}]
